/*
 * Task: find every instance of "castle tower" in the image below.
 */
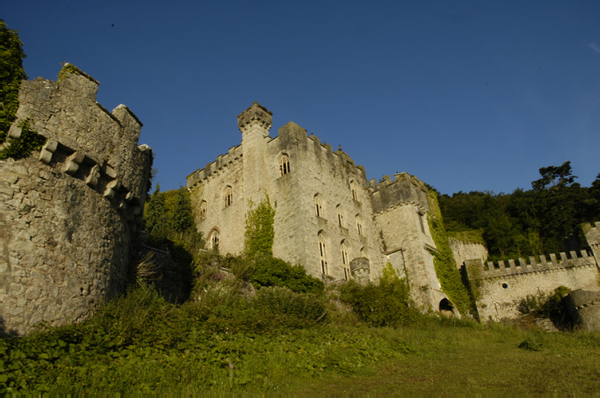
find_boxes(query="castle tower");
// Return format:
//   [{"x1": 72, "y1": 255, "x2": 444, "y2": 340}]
[{"x1": 238, "y1": 102, "x2": 273, "y2": 203}]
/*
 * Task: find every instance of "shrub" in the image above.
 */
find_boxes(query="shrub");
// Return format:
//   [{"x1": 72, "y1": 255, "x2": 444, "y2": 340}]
[
  {"x1": 250, "y1": 255, "x2": 324, "y2": 294},
  {"x1": 339, "y1": 278, "x2": 420, "y2": 327}
]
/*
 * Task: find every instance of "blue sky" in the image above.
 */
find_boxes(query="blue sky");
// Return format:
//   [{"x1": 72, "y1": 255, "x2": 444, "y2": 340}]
[{"x1": 4, "y1": 1, "x2": 599, "y2": 195}]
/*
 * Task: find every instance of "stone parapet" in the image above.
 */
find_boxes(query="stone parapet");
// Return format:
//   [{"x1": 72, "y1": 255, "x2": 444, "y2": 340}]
[
  {"x1": 477, "y1": 250, "x2": 597, "y2": 279},
  {"x1": 187, "y1": 145, "x2": 243, "y2": 187},
  {"x1": 369, "y1": 172, "x2": 430, "y2": 214}
]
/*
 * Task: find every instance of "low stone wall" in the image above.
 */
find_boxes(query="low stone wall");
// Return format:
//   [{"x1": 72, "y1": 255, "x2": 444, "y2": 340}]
[
  {"x1": 466, "y1": 251, "x2": 600, "y2": 321},
  {"x1": 1, "y1": 65, "x2": 152, "y2": 336}
]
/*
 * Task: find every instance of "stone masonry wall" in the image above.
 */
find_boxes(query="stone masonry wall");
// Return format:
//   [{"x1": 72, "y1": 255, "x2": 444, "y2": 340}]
[
  {"x1": 449, "y1": 238, "x2": 488, "y2": 269},
  {"x1": 467, "y1": 251, "x2": 600, "y2": 321},
  {"x1": 187, "y1": 104, "x2": 382, "y2": 282},
  {"x1": 1, "y1": 65, "x2": 152, "y2": 336},
  {"x1": 371, "y1": 173, "x2": 449, "y2": 310}
]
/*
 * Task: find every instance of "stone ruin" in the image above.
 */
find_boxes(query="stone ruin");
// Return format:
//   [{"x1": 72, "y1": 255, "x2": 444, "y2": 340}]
[{"x1": 1, "y1": 64, "x2": 152, "y2": 336}]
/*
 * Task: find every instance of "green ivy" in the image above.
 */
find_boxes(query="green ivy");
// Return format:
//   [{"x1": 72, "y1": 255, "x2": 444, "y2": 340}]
[
  {"x1": 57, "y1": 63, "x2": 81, "y2": 83},
  {"x1": 0, "y1": 119, "x2": 46, "y2": 160},
  {"x1": 447, "y1": 229, "x2": 486, "y2": 246},
  {"x1": 427, "y1": 191, "x2": 473, "y2": 315},
  {"x1": 0, "y1": 20, "x2": 27, "y2": 144},
  {"x1": 244, "y1": 194, "x2": 276, "y2": 258}
]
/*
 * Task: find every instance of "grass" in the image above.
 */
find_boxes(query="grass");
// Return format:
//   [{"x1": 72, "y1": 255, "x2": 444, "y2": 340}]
[{"x1": 2, "y1": 284, "x2": 599, "y2": 394}]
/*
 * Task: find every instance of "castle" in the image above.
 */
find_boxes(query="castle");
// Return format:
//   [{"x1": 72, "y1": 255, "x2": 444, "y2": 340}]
[
  {"x1": 187, "y1": 103, "x2": 454, "y2": 311},
  {"x1": 2, "y1": 69, "x2": 599, "y2": 336}
]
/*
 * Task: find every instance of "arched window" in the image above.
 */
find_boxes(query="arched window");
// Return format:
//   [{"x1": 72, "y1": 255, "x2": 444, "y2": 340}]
[
  {"x1": 209, "y1": 229, "x2": 220, "y2": 251},
  {"x1": 314, "y1": 194, "x2": 324, "y2": 218},
  {"x1": 350, "y1": 180, "x2": 359, "y2": 201},
  {"x1": 318, "y1": 231, "x2": 328, "y2": 275},
  {"x1": 341, "y1": 241, "x2": 351, "y2": 280},
  {"x1": 341, "y1": 241, "x2": 349, "y2": 265},
  {"x1": 356, "y1": 214, "x2": 363, "y2": 236},
  {"x1": 336, "y1": 204, "x2": 344, "y2": 227},
  {"x1": 224, "y1": 186, "x2": 233, "y2": 208},
  {"x1": 200, "y1": 200, "x2": 207, "y2": 220},
  {"x1": 279, "y1": 154, "x2": 290, "y2": 176}
]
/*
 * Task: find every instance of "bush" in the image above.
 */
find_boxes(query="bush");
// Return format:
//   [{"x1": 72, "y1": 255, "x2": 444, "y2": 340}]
[
  {"x1": 339, "y1": 278, "x2": 420, "y2": 327},
  {"x1": 250, "y1": 255, "x2": 324, "y2": 294}
]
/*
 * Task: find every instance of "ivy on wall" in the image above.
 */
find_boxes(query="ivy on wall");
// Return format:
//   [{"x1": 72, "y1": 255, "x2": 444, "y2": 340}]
[
  {"x1": 0, "y1": 119, "x2": 47, "y2": 160},
  {"x1": 244, "y1": 194, "x2": 276, "y2": 258},
  {"x1": 427, "y1": 191, "x2": 473, "y2": 315}
]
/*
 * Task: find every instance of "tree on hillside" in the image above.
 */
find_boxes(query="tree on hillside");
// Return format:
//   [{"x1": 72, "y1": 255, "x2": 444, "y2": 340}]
[
  {"x1": 0, "y1": 20, "x2": 27, "y2": 143},
  {"x1": 172, "y1": 187, "x2": 194, "y2": 234},
  {"x1": 145, "y1": 185, "x2": 167, "y2": 237}
]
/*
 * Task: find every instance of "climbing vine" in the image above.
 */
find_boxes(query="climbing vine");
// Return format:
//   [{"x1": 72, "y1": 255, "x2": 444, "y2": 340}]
[
  {"x1": 244, "y1": 194, "x2": 276, "y2": 258},
  {"x1": 427, "y1": 191, "x2": 473, "y2": 315}
]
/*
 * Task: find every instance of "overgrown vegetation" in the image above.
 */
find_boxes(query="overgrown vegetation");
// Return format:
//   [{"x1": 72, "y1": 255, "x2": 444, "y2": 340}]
[
  {"x1": 517, "y1": 286, "x2": 573, "y2": 328},
  {"x1": 0, "y1": 118, "x2": 47, "y2": 160},
  {"x1": 439, "y1": 161, "x2": 600, "y2": 260},
  {"x1": 427, "y1": 191, "x2": 473, "y2": 315},
  {"x1": 339, "y1": 263, "x2": 420, "y2": 327},
  {"x1": 0, "y1": 21, "x2": 47, "y2": 160},
  {"x1": 244, "y1": 195, "x2": 276, "y2": 258},
  {"x1": 0, "y1": 20, "x2": 27, "y2": 145},
  {"x1": 2, "y1": 282, "x2": 599, "y2": 394}
]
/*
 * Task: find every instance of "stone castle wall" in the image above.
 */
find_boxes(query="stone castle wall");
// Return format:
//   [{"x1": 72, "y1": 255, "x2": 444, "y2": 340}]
[
  {"x1": 187, "y1": 103, "x2": 383, "y2": 281},
  {"x1": 449, "y1": 238, "x2": 488, "y2": 269},
  {"x1": 370, "y1": 173, "x2": 450, "y2": 309},
  {"x1": 1, "y1": 65, "x2": 152, "y2": 336},
  {"x1": 467, "y1": 250, "x2": 599, "y2": 321}
]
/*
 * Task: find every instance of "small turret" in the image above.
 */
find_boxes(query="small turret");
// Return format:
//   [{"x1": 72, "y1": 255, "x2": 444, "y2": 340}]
[{"x1": 237, "y1": 102, "x2": 272, "y2": 136}]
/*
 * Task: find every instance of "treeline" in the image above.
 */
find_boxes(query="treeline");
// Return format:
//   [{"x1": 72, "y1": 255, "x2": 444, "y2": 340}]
[{"x1": 438, "y1": 162, "x2": 600, "y2": 260}]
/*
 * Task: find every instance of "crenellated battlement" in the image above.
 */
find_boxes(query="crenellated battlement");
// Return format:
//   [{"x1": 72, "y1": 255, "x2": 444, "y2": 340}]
[
  {"x1": 2, "y1": 64, "x2": 152, "y2": 336},
  {"x1": 369, "y1": 172, "x2": 430, "y2": 213},
  {"x1": 187, "y1": 145, "x2": 243, "y2": 187},
  {"x1": 237, "y1": 102, "x2": 272, "y2": 134},
  {"x1": 474, "y1": 250, "x2": 598, "y2": 279}
]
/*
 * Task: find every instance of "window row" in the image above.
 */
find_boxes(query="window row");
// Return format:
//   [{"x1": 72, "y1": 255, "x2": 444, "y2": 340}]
[
  {"x1": 198, "y1": 185, "x2": 234, "y2": 221},
  {"x1": 314, "y1": 195, "x2": 364, "y2": 236},
  {"x1": 318, "y1": 231, "x2": 366, "y2": 280}
]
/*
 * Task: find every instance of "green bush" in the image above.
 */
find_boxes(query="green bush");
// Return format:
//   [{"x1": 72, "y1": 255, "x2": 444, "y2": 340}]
[
  {"x1": 250, "y1": 255, "x2": 324, "y2": 294},
  {"x1": 339, "y1": 278, "x2": 420, "y2": 327}
]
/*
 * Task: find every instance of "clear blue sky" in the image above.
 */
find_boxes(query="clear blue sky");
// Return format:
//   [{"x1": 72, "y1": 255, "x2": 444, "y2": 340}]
[{"x1": 4, "y1": 1, "x2": 599, "y2": 195}]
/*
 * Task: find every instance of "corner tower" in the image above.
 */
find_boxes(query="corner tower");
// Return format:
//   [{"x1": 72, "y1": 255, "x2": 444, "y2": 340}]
[{"x1": 238, "y1": 102, "x2": 272, "y2": 202}]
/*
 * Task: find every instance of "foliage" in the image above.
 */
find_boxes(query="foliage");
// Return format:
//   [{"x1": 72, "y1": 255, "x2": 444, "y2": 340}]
[
  {"x1": 0, "y1": 20, "x2": 27, "y2": 144},
  {"x1": 2, "y1": 280, "x2": 600, "y2": 394},
  {"x1": 517, "y1": 286, "x2": 573, "y2": 328},
  {"x1": 0, "y1": 119, "x2": 47, "y2": 160},
  {"x1": 339, "y1": 276, "x2": 420, "y2": 327},
  {"x1": 144, "y1": 184, "x2": 168, "y2": 237},
  {"x1": 427, "y1": 191, "x2": 473, "y2": 315},
  {"x1": 172, "y1": 186, "x2": 194, "y2": 233},
  {"x1": 244, "y1": 195, "x2": 276, "y2": 258},
  {"x1": 439, "y1": 161, "x2": 600, "y2": 259},
  {"x1": 57, "y1": 63, "x2": 82, "y2": 83},
  {"x1": 249, "y1": 255, "x2": 324, "y2": 294},
  {"x1": 447, "y1": 229, "x2": 486, "y2": 246}
]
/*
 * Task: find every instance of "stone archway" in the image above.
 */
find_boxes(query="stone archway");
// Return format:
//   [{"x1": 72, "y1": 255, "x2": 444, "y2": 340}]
[{"x1": 439, "y1": 298, "x2": 455, "y2": 317}]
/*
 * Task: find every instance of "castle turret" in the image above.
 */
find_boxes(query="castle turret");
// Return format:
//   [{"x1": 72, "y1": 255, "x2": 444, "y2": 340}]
[{"x1": 238, "y1": 102, "x2": 272, "y2": 201}]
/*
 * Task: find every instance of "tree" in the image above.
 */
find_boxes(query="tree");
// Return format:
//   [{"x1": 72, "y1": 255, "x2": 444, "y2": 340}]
[
  {"x1": 0, "y1": 20, "x2": 27, "y2": 143},
  {"x1": 172, "y1": 187, "x2": 194, "y2": 234},
  {"x1": 532, "y1": 161, "x2": 576, "y2": 192},
  {"x1": 145, "y1": 185, "x2": 167, "y2": 237}
]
